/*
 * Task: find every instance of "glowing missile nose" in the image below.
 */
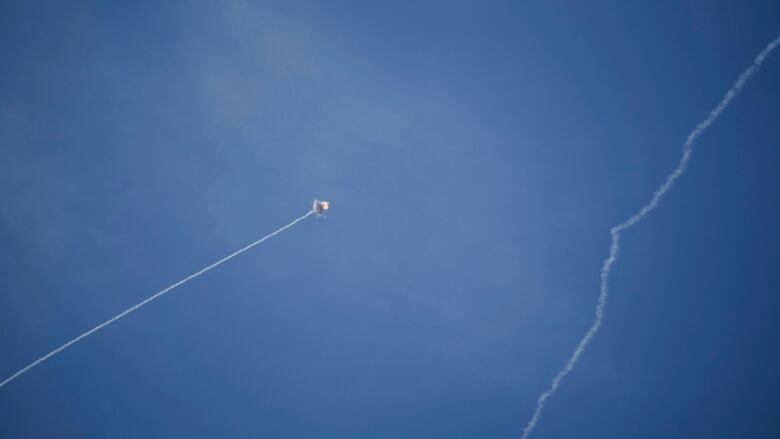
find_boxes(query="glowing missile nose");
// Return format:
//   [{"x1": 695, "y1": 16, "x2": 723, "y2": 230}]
[{"x1": 313, "y1": 199, "x2": 330, "y2": 214}]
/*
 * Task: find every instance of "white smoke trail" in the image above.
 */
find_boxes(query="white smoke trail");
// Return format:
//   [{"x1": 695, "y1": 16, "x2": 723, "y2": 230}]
[
  {"x1": 0, "y1": 210, "x2": 314, "y2": 389},
  {"x1": 521, "y1": 35, "x2": 780, "y2": 438}
]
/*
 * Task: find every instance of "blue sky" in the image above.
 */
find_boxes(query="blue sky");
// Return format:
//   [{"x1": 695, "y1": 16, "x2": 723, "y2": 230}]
[{"x1": 1, "y1": 1, "x2": 779, "y2": 437}]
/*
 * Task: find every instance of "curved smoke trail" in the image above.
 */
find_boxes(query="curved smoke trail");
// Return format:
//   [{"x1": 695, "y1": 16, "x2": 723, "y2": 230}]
[
  {"x1": 0, "y1": 210, "x2": 314, "y2": 389},
  {"x1": 521, "y1": 35, "x2": 780, "y2": 438}
]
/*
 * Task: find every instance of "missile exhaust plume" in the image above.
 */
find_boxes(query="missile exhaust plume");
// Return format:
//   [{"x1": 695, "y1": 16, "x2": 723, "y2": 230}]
[
  {"x1": 520, "y1": 35, "x2": 780, "y2": 438},
  {"x1": 0, "y1": 209, "x2": 315, "y2": 389}
]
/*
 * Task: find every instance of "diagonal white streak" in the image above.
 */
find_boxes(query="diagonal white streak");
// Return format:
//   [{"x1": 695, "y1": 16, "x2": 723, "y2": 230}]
[
  {"x1": 521, "y1": 35, "x2": 780, "y2": 439},
  {"x1": 0, "y1": 210, "x2": 314, "y2": 389}
]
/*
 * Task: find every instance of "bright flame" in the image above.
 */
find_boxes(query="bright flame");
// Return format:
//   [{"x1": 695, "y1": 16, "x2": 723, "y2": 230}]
[{"x1": 321, "y1": 201, "x2": 329, "y2": 211}]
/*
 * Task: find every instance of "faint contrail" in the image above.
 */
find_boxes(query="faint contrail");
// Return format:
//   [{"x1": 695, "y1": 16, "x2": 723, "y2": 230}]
[
  {"x1": 0, "y1": 210, "x2": 314, "y2": 389},
  {"x1": 521, "y1": 35, "x2": 780, "y2": 438}
]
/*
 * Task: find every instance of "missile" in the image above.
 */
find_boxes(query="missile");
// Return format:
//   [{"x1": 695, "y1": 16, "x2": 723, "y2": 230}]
[{"x1": 313, "y1": 199, "x2": 330, "y2": 215}]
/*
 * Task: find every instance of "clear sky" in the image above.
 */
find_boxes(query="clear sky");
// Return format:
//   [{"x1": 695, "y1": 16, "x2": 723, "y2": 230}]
[{"x1": 1, "y1": 1, "x2": 779, "y2": 437}]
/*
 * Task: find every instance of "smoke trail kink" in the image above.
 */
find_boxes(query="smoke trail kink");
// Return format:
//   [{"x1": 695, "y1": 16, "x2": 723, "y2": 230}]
[
  {"x1": 0, "y1": 210, "x2": 314, "y2": 389},
  {"x1": 521, "y1": 35, "x2": 780, "y2": 438}
]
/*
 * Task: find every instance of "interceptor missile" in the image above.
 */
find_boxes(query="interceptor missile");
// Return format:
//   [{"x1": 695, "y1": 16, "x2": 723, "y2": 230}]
[{"x1": 313, "y1": 199, "x2": 330, "y2": 215}]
